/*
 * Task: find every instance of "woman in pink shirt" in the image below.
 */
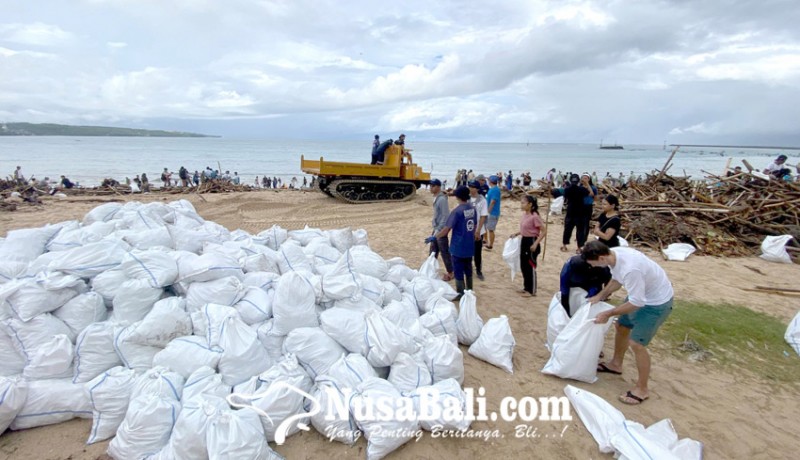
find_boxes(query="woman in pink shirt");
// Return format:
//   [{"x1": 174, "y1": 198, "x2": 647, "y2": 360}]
[{"x1": 510, "y1": 195, "x2": 547, "y2": 296}]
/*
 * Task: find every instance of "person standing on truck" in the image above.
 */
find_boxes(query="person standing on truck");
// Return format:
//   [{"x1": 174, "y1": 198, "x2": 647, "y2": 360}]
[{"x1": 371, "y1": 135, "x2": 380, "y2": 164}]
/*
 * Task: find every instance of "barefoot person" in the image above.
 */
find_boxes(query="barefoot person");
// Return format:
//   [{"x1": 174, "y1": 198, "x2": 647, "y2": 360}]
[
  {"x1": 509, "y1": 195, "x2": 546, "y2": 297},
  {"x1": 582, "y1": 240, "x2": 674, "y2": 405}
]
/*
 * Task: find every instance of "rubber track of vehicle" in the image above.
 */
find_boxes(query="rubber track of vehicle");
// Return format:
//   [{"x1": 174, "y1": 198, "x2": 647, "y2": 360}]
[{"x1": 328, "y1": 179, "x2": 417, "y2": 204}]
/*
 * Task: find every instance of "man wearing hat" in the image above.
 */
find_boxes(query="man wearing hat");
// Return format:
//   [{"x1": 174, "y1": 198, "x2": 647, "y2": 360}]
[
  {"x1": 561, "y1": 173, "x2": 589, "y2": 253},
  {"x1": 433, "y1": 185, "x2": 477, "y2": 298},
  {"x1": 476, "y1": 174, "x2": 489, "y2": 196},
  {"x1": 469, "y1": 180, "x2": 488, "y2": 280},
  {"x1": 485, "y1": 175, "x2": 502, "y2": 250},
  {"x1": 427, "y1": 179, "x2": 455, "y2": 281}
]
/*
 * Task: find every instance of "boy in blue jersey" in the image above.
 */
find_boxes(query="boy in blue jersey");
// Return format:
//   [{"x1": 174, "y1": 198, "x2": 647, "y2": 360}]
[{"x1": 434, "y1": 186, "x2": 477, "y2": 299}]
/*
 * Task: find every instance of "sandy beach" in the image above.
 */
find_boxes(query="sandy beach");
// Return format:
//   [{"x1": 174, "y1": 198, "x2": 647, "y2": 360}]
[{"x1": 1, "y1": 189, "x2": 799, "y2": 460}]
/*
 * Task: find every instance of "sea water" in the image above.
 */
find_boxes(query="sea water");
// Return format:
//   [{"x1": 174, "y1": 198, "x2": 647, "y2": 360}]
[{"x1": 0, "y1": 136, "x2": 788, "y2": 187}]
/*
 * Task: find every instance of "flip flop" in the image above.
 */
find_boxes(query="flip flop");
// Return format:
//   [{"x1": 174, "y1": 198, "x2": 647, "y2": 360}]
[
  {"x1": 559, "y1": 246, "x2": 568, "y2": 252},
  {"x1": 619, "y1": 391, "x2": 648, "y2": 405},
  {"x1": 597, "y1": 363, "x2": 622, "y2": 375}
]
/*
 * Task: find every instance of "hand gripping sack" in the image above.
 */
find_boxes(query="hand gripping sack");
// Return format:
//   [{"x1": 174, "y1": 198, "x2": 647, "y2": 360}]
[
  {"x1": 0, "y1": 376, "x2": 28, "y2": 433},
  {"x1": 468, "y1": 315, "x2": 515, "y2": 373},
  {"x1": 456, "y1": 290, "x2": 483, "y2": 346},
  {"x1": 502, "y1": 236, "x2": 522, "y2": 281},
  {"x1": 541, "y1": 302, "x2": 614, "y2": 383},
  {"x1": 107, "y1": 394, "x2": 180, "y2": 460},
  {"x1": 282, "y1": 327, "x2": 346, "y2": 379},
  {"x1": 84, "y1": 366, "x2": 137, "y2": 444},
  {"x1": 350, "y1": 377, "x2": 419, "y2": 460}
]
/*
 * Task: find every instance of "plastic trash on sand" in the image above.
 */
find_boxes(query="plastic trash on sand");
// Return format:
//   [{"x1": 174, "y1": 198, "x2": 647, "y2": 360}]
[
  {"x1": 760, "y1": 235, "x2": 795, "y2": 264},
  {"x1": 502, "y1": 237, "x2": 521, "y2": 281},
  {"x1": 786, "y1": 311, "x2": 800, "y2": 356},
  {"x1": 661, "y1": 243, "x2": 696, "y2": 261}
]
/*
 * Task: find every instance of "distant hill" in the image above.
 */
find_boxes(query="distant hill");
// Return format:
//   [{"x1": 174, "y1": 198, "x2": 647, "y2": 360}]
[{"x1": 0, "y1": 122, "x2": 218, "y2": 138}]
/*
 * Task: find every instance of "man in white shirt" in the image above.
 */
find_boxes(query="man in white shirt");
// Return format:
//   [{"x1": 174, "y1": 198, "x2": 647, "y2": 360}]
[
  {"x1": 763, "y1": 154, "x2": 790, "y2": 179},
  {"x1": 468, "y1": 180, "x2": 488, "y2": 280},
  {"x1": 582, "y1": 241, "x2": 674, "y2": 406}
]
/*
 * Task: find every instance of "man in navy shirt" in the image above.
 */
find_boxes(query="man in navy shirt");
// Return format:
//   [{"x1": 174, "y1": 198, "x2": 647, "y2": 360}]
[
  {"x1": 559, "y1": 254, "x2": 611, "y2": 316},
  {"x1": 434, "y1": 186, "x2": 477, "y2": 299}
]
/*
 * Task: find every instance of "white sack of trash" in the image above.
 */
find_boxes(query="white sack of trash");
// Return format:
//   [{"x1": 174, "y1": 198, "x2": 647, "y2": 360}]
[{"x1": 0, "y1": 199, "x2": 518, "y2": 460}]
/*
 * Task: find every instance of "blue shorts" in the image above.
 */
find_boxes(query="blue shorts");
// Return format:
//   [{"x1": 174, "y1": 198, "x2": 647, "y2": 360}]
[{"x1": 618, "y1": 298, "x2": 673, "y2": 346}]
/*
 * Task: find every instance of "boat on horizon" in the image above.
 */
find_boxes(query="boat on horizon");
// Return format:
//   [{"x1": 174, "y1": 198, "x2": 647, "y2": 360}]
[{"x1": 599, "y1": 139, "x2": 624, "y2": 150}]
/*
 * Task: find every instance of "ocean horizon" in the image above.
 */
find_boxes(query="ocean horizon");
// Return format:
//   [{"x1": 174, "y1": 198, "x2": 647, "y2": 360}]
[{"x1": 0, "y1": 136, "x2": 790, "y2": 187}]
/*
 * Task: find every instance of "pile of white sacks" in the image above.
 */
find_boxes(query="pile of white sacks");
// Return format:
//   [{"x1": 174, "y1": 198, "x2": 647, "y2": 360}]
[{"x1": 0, "y1": 200, "x2": 515, "y2": 460}]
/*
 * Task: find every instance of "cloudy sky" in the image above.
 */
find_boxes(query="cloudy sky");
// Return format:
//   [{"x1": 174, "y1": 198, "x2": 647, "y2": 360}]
[{"x1": 2, "y1": 0, "x2": 799, "y2": 144}]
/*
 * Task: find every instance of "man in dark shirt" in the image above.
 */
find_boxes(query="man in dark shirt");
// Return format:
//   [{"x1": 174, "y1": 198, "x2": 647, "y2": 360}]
[
  {"x1": 476, "y1": 174, "x2": 489, "y2": 196},
  {"x1": 433, "y1": 186, "x2": 477, "y2": 300},
  {"x1": 60, "y1": 175, "x2": 75, "y2": 189},
  {"x1": 559, "y1": 255, "x2": 611, "y2": 316},
  {"x1": 561, "y1": 174, "x2": 589, "y2": 252}
]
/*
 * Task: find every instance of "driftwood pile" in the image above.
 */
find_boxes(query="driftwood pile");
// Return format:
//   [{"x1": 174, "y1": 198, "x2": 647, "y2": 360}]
[{"x1": 598, "y1": 166, "x2": 800, "y2": 258}]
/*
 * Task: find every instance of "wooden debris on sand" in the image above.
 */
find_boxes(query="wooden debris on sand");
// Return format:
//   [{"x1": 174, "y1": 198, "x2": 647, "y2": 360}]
[{"x1": 599, "y1": 161, "x2": 800, "y2": 260}]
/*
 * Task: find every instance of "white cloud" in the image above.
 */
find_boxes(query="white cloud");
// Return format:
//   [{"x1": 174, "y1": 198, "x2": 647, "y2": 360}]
[
  {"x1": 106, "y1": 41, "x2": 127, "y2": 49},
  {"x1": 0, "y1": 22, "x2": 74, "y2": 46}
]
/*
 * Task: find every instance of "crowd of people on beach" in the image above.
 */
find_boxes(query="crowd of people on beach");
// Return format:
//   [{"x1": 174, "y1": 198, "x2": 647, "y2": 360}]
[
  {"x1": 424, "y1": 168, "x2": 672, "y2": 406},
  {"x1": 6, "y1": 164, "x2": 313, "y2": 194}
]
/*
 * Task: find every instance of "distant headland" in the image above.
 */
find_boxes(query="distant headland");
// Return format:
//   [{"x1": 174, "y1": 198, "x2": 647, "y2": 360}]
[{"x1": 0, "y1": 122, "x2": 218, "y2": 138}]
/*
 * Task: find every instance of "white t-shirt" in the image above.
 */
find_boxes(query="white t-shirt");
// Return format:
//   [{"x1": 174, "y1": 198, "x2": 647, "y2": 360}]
[
  {"x1": 610, "y1": 247, "x2": 673, "y2": 307},
  {"x1": 470, "y1": 194, "x2": 489, "y2": 236}
]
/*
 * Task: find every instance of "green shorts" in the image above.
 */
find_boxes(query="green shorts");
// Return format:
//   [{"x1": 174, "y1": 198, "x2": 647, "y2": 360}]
[{"x1": 618, "y1": 298, "x2": 673, "y2": 346}]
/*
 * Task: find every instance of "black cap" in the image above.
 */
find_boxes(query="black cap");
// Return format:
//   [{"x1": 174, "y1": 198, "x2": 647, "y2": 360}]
[
  {"x1": 430, "y1": 179, "x2": 442, "y2": 186},
  {"x1": 468, "y1": 180, "x2": 480, "y2": 188},
  {"x1": 455, "y1": 186, "x2": 470, "y2": 201}
]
